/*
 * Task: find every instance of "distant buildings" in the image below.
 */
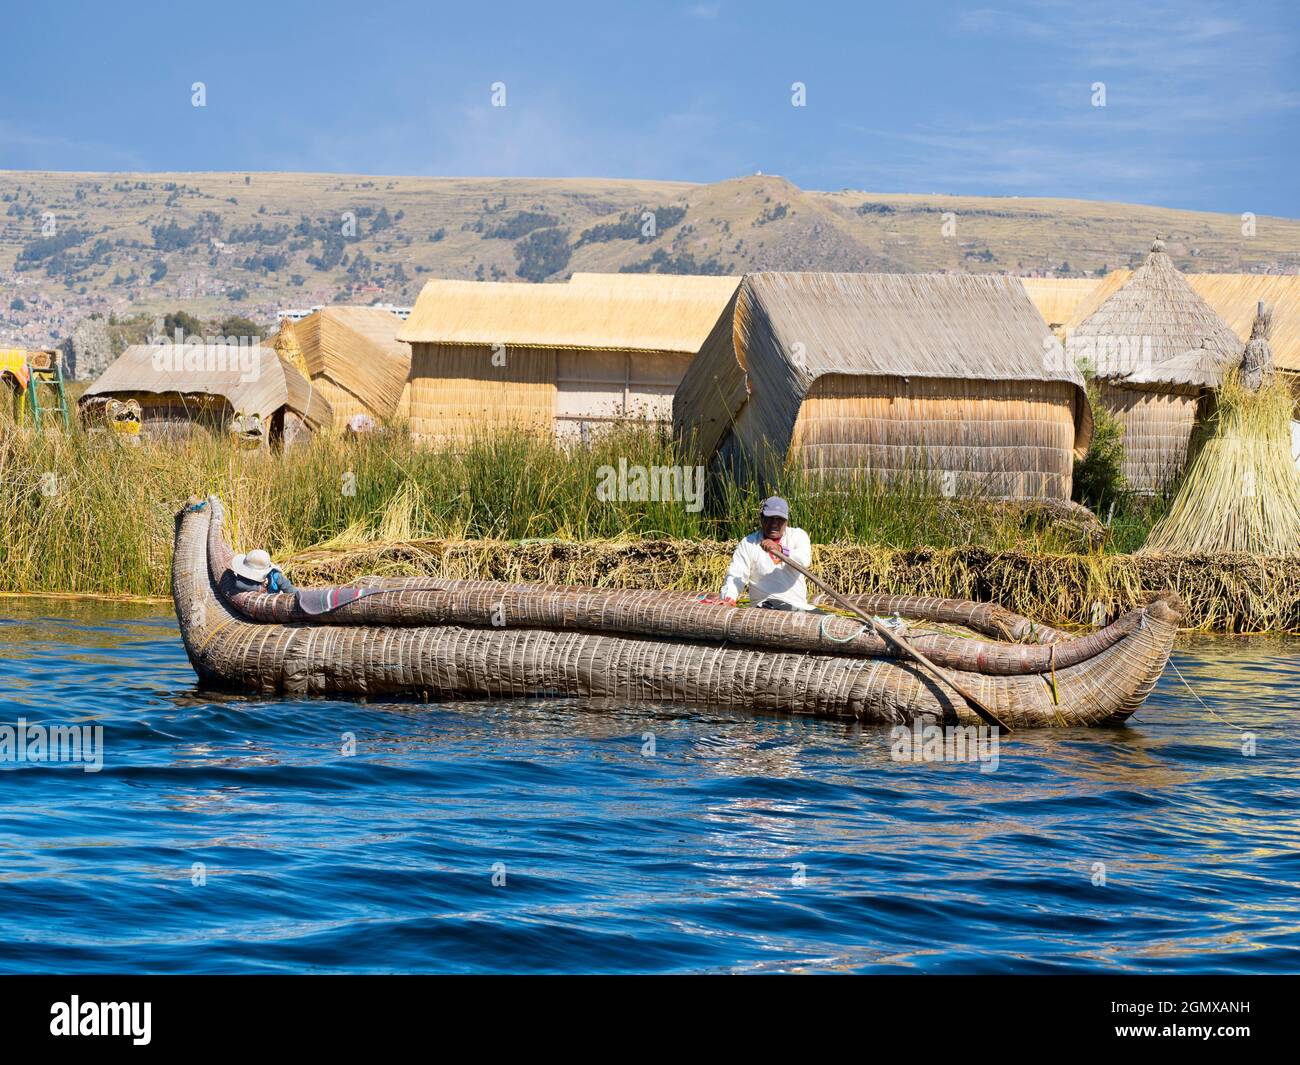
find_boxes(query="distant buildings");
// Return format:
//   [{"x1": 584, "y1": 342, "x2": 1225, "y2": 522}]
[{"x1": 274, "y1": 302, "x2": 411, "y2": 322}]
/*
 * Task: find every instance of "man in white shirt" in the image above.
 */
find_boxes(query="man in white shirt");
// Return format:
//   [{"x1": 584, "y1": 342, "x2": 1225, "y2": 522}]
[{"x1": 718, "y1": 496, "x2": 813, "y2": 610}]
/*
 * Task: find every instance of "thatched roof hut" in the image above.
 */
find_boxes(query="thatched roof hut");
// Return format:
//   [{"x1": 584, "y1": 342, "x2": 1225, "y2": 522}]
[
  {"x1": 396, "y1": 275, "x2": 740, "y2": 442},
  {"x1": 269, "y1": 307, "x2": 410, "y2": 431},
  {"x1": 1067, "y1": 271, "x2": 1300, "y2": 381},
  {"x1": 79, "y1": 342, "x2": 332, "y2": 447},
  {"x1": 1065, "y1": 241, "x2": 1242, "y2": 492},
  {"x1": 673, "y1": 272, "x2": 1093, "y2": 500}
]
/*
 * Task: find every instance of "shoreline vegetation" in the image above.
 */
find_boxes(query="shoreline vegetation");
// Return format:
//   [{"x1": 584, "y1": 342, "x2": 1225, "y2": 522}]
[{"x1": 1, "y1": 423, "x2": 1296, "y2": 633}]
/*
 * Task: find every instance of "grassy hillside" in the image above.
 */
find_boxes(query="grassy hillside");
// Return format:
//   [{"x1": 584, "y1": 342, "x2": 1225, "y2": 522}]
[{"x1": 3, "y1": 170, "x2": 1297, "y2": 352}]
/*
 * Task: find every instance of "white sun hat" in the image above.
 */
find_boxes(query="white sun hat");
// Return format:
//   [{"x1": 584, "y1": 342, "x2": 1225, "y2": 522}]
[{"x1": 231, "y1": 549, "x2": 274, "y2": 582}]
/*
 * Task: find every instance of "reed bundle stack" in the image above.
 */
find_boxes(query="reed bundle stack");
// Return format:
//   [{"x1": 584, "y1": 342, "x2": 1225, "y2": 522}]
[
  {"x1": 1142, "y1": 305, "x2": 1300, "y2": 556},
  {"x1": 271, "y1": 307, "x2": 410, "y2": 431}
]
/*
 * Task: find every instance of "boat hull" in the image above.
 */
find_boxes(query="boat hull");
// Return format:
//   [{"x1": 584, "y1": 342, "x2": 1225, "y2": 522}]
[{"x1": 173, "y1": 497, "x2": 1180, "y2": 727}]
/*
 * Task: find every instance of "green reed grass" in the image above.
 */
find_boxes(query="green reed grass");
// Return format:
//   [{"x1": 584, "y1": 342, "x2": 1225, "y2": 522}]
[{"x1": 0, "y1": 420, "x2": 1163, "y2": 597}]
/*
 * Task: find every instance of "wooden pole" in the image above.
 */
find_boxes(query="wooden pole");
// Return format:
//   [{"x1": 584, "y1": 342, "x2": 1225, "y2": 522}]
[{"x1": 765, "y1": 546, "x2": 1012, "y2": 732}]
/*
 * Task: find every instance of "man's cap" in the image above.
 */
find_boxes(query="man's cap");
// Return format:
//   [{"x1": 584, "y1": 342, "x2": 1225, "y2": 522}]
[{"x1": 760, "y1": 496, "x2": 790, "y2": 519}]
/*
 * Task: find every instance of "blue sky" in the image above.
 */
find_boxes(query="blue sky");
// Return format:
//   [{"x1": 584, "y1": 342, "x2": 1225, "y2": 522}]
[{"x1": 3, "y1": 0, "x2": 1296, "y2": 215}]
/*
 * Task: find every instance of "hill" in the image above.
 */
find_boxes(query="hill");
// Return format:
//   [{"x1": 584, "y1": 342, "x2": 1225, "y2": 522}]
[{"x1": 2, "y1": 170, "x2": 1297, "y2": 375}]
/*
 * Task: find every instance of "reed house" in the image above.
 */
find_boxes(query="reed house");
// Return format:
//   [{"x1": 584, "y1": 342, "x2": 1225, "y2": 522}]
[
  {"x1": 78, "y1": 342, "x2": 332, "y2": 447},
  {"x1": 673, "y1": 271, "x2": 1094, "y2": 500},
  {"x1": 397, "y1": 274, "x2": 740, "y2": 442},
  {"x1": 1066, "y1": 241, "x2": 1242, "y2": 493}
]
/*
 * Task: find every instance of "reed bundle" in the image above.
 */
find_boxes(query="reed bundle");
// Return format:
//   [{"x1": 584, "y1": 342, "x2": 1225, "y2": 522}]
[
  {"x1": 1141, "y1": 370, "x2": 1300, "y2": 556},
  {"x1": 273, "y1": 308, "x2": 410, "y2": 431},
  {"x1": 270, "y1": 316, "x2": 310, "y2": 379}
]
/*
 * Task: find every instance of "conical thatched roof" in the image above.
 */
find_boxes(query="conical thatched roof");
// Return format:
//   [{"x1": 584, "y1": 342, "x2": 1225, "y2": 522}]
[
  {"x1": 1065, "y1": 273, "x2": 1300, "y2": 375},
  {"x1": 1066, "y1": 240, "x2": 1242, "y2": 390}
]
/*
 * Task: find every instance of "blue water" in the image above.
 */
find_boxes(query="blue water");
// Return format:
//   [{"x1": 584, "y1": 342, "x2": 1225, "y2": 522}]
[{"x1": 1, "y1": 598, "x2": 1298, "y2": 974}]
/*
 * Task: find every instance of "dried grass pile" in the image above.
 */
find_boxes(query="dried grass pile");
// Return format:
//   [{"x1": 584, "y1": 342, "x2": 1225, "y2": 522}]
[{"x1": 1142, "y1": 306, "x2": 1300, "y2": 556}]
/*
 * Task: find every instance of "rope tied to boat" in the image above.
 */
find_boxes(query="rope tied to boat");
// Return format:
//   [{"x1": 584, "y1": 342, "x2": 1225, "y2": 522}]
[
  {"x1": 818, "y1": 612, "x2": 870, "y2": 644},
  {"x1": 1168, "y1": 657, "x2": 1254, "y2": 733}
]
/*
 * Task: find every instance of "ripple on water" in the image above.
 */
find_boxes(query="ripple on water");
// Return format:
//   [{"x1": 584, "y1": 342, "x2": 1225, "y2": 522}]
[{"x1": 0, "y1": 599, "x2": 1298, "y2": 973}]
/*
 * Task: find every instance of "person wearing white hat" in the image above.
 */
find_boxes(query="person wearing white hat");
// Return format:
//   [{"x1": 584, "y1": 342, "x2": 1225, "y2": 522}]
[
  {"x1": 230, "y1": 548, "x2": 296, "y2": 595},
  {"x1": 717, "y1": 496, "x2": 813, "y2": 610}
]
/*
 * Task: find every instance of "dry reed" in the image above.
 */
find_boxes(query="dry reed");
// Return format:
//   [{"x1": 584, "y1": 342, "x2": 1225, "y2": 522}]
[
  {"x1": 1142, "y1": 369, "x2": 1300, "y2": 555},
  {"x1": 1, "y1": 419, "x2": 1294, "y2": 632}
]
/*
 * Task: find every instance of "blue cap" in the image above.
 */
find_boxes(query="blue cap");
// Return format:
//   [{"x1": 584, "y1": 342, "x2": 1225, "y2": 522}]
[{"x1": 760, "y1": 496, "x2": 790, "y2": 519}]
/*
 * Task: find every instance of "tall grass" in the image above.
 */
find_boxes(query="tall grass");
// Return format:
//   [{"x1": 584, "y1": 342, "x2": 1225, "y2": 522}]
[{"x1": 0, "y1": 420, "x2": 1164, "y2": 597}]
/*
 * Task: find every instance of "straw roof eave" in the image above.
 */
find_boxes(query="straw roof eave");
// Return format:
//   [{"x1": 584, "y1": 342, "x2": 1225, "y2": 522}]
[
  {"x1": 399, "y1": 276, "x2": 741, "y2": 355},
  {"x1": 675, "y1": 271, "x2": 1093, "y2": 460}
]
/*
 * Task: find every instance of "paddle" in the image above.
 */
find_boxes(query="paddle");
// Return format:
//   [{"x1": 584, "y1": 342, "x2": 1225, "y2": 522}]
[{"x1": 761, "y1": 544, "x2": 1012, "y2": 732}]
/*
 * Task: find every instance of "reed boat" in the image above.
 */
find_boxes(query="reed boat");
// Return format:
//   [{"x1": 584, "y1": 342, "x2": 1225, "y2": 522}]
[{"x1": 173, "y1": 497, "x2": 1182, "y2": 727}]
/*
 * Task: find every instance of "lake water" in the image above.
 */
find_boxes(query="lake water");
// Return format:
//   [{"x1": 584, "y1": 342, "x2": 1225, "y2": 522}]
[{"x1": 1, "y1": 597, "x2": 1298, "y2": 974}]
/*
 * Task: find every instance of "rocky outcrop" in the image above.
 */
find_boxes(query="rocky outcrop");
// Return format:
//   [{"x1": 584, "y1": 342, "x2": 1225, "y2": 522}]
[{"x1": 62, "y1": 316, "x2": 113, "y2": 380}]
